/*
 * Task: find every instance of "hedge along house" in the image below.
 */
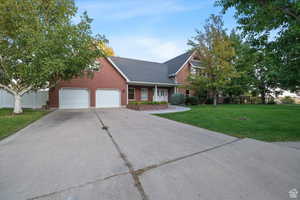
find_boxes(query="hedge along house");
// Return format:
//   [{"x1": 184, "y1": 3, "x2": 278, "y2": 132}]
[{"x1": 49, "y1": 51, "x2": 200, "y2": 109}]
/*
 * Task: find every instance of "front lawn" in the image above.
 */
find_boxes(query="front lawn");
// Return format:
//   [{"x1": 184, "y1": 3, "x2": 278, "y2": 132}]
[
  {"x1": 0, "y1": 108, "x2": 49, "y2": 140},
  {"x1": 156, "y1": 104, "x2": 300, "y2": 142}
]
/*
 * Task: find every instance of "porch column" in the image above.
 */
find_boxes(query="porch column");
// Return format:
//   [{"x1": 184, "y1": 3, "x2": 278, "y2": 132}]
[{"x1": 154, "y1": 85, "x2": 158, "y2": 102}]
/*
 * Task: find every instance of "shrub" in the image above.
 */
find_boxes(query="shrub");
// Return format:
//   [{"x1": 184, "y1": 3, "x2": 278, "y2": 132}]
[
  {"x1": 170, "y1": 93, "x2": 185, "y2": 105},
  {"x1": 223, "y1": 97, "x2": 231, "y2": 104},
  {"x1": 250, "y1": 97, "x2": 262, "y2": 104},
  {"x1": 206, "y1": 98, "x2": 214, "y2": 104},
  {"x1": 149, "y1": 101, "x2": 168, "y2": 105},
  {"x1": 185, "y1": 96, "x2": 199, "y2": 105},
  {"x1": 267, "y1": 98, "x2": 276, "y2": 104},
  {"x1": 281, "y1": 96, "x2": 295, "y2": 104},
  {"x1": 128, "y1": 101, "x2": 168, "y2": 105}
]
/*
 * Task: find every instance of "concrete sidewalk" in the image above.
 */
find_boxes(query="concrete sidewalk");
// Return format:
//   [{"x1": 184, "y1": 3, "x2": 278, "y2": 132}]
[
  {"x1": 141, "y1": 105, "x2": 190, "y2": 114},
  {"x1": 273, "y1": 142, "x2": 300, "y2": 150}
]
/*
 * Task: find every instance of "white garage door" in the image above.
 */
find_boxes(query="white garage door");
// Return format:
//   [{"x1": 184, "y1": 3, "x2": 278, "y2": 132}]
[
  {"x1": 96, "y1": 89, "x2": 120, "y2": 108},
  {"x1": 59, "y1": 88, "x2": 89, "y2": 109}
]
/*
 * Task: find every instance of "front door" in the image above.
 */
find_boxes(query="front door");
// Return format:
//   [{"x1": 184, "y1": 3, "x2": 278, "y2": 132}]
[{"x1": 156, "y1": 88, "x2": 168, "y2": 102}]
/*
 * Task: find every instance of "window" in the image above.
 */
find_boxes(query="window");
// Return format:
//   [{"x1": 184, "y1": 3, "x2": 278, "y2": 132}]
[
  {"x1": 128, "y1": 88, "x2": 135, "y2": 100},
  {"x1": 186, "y1": 90, "x2": 190, "y2": 97},
  {"x1": 141, "y1": 88, "x2": 148, "y2": 101},
  {"x1": 190, "y1": 67, "x2": 197, "y2": 75}
]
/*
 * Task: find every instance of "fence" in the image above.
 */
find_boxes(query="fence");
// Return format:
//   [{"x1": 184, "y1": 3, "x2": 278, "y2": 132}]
[
  {"x1": 221, "y1": 96, "x2": 275, "y2": 104},
  {"x1": 0, "y1": 89, "x2": 48, "y2": 109}
]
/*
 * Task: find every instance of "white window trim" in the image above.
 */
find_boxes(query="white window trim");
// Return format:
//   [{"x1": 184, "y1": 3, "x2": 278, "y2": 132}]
[{"x1": 128, "y1": 87, "x2": 135, "y2": 100}]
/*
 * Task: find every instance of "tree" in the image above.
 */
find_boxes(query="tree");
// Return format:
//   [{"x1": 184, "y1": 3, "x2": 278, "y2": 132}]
[
  {"x1": 97, "y1": 40, "x2": 115, "y2": 56},
  {"x1": 215, "y1": 0, "x2": 300, "y2": 91},
  {"x1": 187, "y1": 15, "x2": 238, "y2": 106},
  {"x1": 224, "y1": 30, "x2": 253, "y2": 98},
  {"x1": 227, "y1": 31, "x2": 278, "y2": 104},
  {"x1": 0, "y1": 0, "x2": 104, "y2": 113},
  {"x1": 247, "y1": 42, "x2": 278, "y2": 104}
]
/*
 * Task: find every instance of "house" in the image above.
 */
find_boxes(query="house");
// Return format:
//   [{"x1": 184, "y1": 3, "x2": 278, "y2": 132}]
[
  {"x1": 273, "y1": 89, "x2": 300, "y2": 104},
  {"x1": 49, "y1": 51, "x2": 199, "y2": 109}
]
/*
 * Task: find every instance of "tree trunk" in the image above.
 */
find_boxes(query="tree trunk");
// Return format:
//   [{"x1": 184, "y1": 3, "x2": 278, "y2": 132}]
[
  {"x1": 202, "y1": 96, "x2": 208, "y2": 104},
  {"x1": 213, "y1": 92, "x2": 217, "y2": 107},
  {"x1": 260, "y1": 91, "x2": 266, "y2": 104},
  {"x1": 0, "y1": 84, "x2": 30, "y2": 114},
  {"x1": 13, "y1": 94, "x2": 23, "y2": 114}
]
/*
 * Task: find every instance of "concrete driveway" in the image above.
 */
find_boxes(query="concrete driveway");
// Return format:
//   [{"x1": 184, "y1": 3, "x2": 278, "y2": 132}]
[{"x1": 0, "y1": 108, "x2": 299, "y2": 200}]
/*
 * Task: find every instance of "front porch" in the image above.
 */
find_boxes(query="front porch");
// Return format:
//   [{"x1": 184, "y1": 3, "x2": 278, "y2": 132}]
[{"x1": 127, "y1": 84, "x2": 175, "y2": 103}]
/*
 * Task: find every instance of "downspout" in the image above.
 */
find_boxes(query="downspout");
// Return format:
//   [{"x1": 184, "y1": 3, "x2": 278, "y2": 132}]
[{"x1": 126, "y1": 84, "x2": 128, "y2": 105}]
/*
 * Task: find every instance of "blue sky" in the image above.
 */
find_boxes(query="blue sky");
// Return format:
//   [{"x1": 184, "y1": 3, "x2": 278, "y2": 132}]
[{"x1": 75, "y1": 0, "x2": 237, "y2": 62}]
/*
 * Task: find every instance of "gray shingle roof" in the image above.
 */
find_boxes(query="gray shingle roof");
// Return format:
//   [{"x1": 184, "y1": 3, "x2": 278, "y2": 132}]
[
  {"x1": 109, "y1": 57, "x2": 175, "y2": 84},
  {"x1": 108, "y1": 51, "x2": 193, "y2": 84},
  {"x1": 164, "y1": 51, "x2": 193, "y2": 74}
]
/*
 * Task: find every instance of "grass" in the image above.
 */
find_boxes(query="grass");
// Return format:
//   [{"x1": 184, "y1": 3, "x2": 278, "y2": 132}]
[
  {"x1": 0, "y1": 108, "x2": 49, "y2": 141},
  {"x1": 156, "y1": 104, "x2": 300, "y2": 142}
]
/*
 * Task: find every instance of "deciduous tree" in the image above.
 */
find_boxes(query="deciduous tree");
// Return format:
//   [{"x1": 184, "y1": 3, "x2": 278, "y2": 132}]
[
  {"x1": 224, "y1": 30, "x2": 253, "y2": 97},
  {"x1": 187, "y1": 15, "x2": 238, "y2": 106},
  {"x1": 226, "y1": 31, "x2": 278, "y2": 103},
  {"x1": 97, "y1": 40, "x2": 115, "y2": 56},
  {"x1": 215, "y1": 0, "x2": 300, "y2": 91},
  {"x1": 0, "y1": 0, "x2": 104, "y2": 113}
]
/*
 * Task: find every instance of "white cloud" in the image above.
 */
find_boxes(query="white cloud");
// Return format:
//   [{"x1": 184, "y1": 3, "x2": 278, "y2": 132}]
[
  {"x1": 76, "y1": 0, "x2": 205, "y2": 20},
  {"x1": 109, "y1": 36, "x2": 188, "y2": 62}
]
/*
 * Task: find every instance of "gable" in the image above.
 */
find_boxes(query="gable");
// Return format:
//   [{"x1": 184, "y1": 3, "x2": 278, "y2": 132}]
[
  {"x1": 164, "y1": 51, "x2": 194, "y2": 75},
  {"x1": 105, "y1": 51, "x2": 195, "y2": 85},
  {"x1": 108, "y1": 56, "x2": 175, "y2": 84}
]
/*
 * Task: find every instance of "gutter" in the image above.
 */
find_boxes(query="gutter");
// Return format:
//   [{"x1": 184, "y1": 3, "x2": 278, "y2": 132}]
[{"x1": 128, "y1": 81, "x2": 180, "y2": 87}]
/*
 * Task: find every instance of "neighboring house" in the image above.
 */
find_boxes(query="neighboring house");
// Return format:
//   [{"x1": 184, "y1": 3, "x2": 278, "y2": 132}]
[
  {"x1": 49, "y1": 51, "x2": 199, "y2": 109},
  {"x1": 273, "y1": 89, "x2": 300, "y2": 104}
]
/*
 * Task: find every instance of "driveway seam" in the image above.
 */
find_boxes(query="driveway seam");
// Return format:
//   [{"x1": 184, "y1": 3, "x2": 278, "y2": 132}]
[
  {"x1": 93, "y1": 109, "x2": 149, "y2": 200},
  {"x1": 135, "y1": 138, "x2": 243, "y2": 176},
  {"x1": 26, "y1": 171, "x2": 129, "y2": 200}
]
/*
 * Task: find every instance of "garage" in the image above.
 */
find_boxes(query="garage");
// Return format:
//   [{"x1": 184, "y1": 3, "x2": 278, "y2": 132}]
[
  {"x1": 59, "y1": 88, "x2": 90, "y2": 109},
  {"x1": 96, "y1": 89, "x2": 120, "y2": 108}
]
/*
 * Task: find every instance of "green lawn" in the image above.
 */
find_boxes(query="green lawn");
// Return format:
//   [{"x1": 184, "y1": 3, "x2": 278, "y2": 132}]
[
  {"x1": 156, "y1": 104, "x2": 300, "y2": 142},
  {"x1": 0, "y1": 108, "x2": 49, "y2": 140}
]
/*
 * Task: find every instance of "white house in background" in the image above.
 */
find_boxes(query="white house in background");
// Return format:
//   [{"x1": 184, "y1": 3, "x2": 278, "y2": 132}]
[
  {"x1": 273, "y1": 89, "x2": 300, "y2": 104},
  {"x1": 0, "y1": 89, "x2": 48, "y2": 109},
  {"x1": 277, "y1": 90, "x2": 300, "y2": 98}
]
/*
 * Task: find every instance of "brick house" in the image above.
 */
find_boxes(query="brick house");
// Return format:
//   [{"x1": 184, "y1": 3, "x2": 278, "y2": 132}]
[{"x1": 49, "y1": 51, "x2": 200, "y2": 108}]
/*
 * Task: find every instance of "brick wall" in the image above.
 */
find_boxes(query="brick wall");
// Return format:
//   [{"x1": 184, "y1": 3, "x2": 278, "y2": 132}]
[{"x1": 49, "y1": 57, "x2": 127, "y2": 107}]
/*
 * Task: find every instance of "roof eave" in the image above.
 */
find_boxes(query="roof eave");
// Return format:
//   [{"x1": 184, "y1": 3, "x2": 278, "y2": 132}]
[
  {"x1": 128, "y1": 81, "x2": 179, "y2": 87},
  {"x1": 106, "y1": 57, "x2": 130, "y2": 82},
  {"x1": 174, "y1": 50, "x2": 196, "y2": 75}
]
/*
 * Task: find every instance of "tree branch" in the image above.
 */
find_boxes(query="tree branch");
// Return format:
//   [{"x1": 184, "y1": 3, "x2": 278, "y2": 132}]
[
  {"x1": 0, "y1": 83, "x2": 16, "y2": 95},
  {"x1": 20, "y1": 85, "x2": 33, "y2": 96},
  {"x1": 0, "y1": 56, "x2": 9, "y2": 77},
  {"x1": 257, "y1": 0, "x2": 300, "y2": 24},
  {"x1": 281, "y1": 7, "x2": 300, "y2": 24}
]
